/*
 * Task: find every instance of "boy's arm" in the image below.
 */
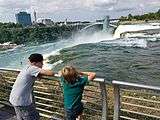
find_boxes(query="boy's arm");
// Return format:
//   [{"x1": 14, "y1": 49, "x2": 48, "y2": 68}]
[
  {"x1": 79, "y1": 72, "x2": 96, "y2": 81},
  {"x1": 39, "y1": 69, "x2": 54, "y2": 76}
]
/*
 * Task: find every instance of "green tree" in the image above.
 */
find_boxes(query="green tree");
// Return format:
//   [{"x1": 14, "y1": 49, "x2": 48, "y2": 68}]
[
  {"x1": 128, "y1": 14, "x2": 133, "y2": 21},
  {"x1": 0, "y1": 29, "x2": 12, "y2": 43}
]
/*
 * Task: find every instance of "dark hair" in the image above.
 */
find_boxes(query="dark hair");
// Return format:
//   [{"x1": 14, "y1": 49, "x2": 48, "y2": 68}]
[{"x1": 28, "y1": 53, "x2": 43, "y2": 63}]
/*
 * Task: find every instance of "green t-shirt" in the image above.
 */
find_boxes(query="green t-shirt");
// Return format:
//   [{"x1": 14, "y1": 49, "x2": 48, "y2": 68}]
[{"x1": 60, "y1": 76, "x2": 88, "y2": 109}]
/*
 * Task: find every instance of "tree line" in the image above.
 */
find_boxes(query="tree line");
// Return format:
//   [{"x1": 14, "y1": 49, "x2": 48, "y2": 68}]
[
  {"x1": 0, "y1": 23, "x2": 82, "y2": 45},
  {"x1": 120, "y1": 9, "x2": 160, "y2": 21}
]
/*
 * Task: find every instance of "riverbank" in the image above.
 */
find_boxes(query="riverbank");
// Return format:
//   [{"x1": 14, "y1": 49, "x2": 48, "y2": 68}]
[
  {"x1": 0, "y1": 42, "x2": 17, "y2": 51},
  {"x1": 0, "y1": 24, "x2": 86, "y2": 45}
]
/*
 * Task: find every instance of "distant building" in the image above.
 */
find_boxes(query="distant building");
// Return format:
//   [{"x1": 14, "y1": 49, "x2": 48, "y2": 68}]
[
  {"x1": 33, "y1": 10, "x2": 37, "y2": 23},
  {"x1": 37, "y1": 18, "x2": 53, "y2": 25},
  {"x1": 42, "y1": 19, "x2": 53, "y2": 25},
  {"x1": 64, "y1": 19, "x2": 67, "y2": 25},
  {"x1": 55, "y1": 21, "x2": 85, "y2": 26},
  {"x1": 15, "y1": 12, "x2": 32, "y2": 27}
]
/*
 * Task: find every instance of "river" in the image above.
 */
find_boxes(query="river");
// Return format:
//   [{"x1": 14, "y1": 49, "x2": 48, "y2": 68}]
[{"x1": 0, "y1": 23, "x2": 160, "y2": 86}]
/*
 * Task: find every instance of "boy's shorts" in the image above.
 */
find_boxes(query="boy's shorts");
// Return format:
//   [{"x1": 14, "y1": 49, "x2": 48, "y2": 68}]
[
  {"x1": 13, "y1": 103, "x2": 40, "y2": 120},
  {"x1": 65, "y1": 103, "x2": 83, "y2": 120}
]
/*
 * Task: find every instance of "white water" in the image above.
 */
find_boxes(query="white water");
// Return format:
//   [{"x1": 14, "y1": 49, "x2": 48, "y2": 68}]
[
  {"x1": 114, "y1": 24, "x2": 160, "y2": 39},
  {"x1": 101, "y1": 38, "x2": 148, "y2": 48},
  {"x1": 0, "y1": 32, "x2": 113, "y2": 69},
  {"x1": 42, "y1": 32, "x2": 113, "y2": 69}
]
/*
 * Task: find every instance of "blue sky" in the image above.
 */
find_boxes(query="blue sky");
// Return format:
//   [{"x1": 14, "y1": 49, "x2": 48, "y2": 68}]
[{"x1": 0, "y1": 0, "x2": 160, "y2": 22}]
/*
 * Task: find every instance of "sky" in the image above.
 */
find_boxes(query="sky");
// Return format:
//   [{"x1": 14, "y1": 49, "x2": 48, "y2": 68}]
[{"x1": 0, "y1": 0, "x2": 160, "y2": 22}]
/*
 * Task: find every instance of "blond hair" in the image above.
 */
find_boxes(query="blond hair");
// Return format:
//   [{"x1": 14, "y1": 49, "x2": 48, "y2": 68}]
[{"x1": 61, "y1": 66, "x2": 78, "y2": 84}]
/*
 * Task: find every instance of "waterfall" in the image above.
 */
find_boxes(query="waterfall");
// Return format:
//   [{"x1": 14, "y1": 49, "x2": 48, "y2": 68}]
[{"x1": 113, "y1": 24, "x2": 160, "y2": 39}]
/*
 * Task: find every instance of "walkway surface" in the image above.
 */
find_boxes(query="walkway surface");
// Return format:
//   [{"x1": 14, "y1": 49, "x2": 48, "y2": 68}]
[
  {"x1": 0, "y1": 104, "x2": 16, "y2": 120},
  {"x1": 0, "y1": 104, "x2": 62, "y2": 120}
]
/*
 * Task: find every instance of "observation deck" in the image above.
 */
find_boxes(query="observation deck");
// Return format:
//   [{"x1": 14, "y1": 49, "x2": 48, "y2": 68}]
[{"x1": 0, "y1": 68, "x2": 160, "y2": 120}]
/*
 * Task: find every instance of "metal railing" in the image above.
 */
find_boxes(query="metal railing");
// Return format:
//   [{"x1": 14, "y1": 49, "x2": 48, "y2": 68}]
[
  {"x1": 0, "y1": 68, "x2": 107, "y2": 120},
  {"x1": 112, "y1": 80, "x2": 160, "y2": 120},
  {"x1": 0, "y1": 68, "x2": 160, "y2": 120}
]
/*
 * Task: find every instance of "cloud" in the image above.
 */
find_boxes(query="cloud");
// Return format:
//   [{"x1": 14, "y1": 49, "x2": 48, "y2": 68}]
[
  {"x1": 94, "y1": 0, "x2": 118, "y2": 7},
  {"x1": 0, "y1": 0, "x2": 30, "y2": 9},
  {"x1": 31, "y1": 0, "x2": 119, "y2": 13},
  {"x1": 0, "y1": 0, "x2": 31, "y2": 22},
  {"x1": 147, "y1": 1, "x2": 160, "y2": 7},
  {"x1": 0, "y1": 0, "x2": 159, "y2": 22},
  {"x1": 83, "y1": 0, "x2": 118, "y2": 8},
  {"x1": 114, "y1": 7, "x2": 135, "y2": 12}
]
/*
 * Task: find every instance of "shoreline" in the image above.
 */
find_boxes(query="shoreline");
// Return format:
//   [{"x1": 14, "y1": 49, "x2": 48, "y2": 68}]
[{"x1": 0, "y1": 42, "x2": 18, "y2": 51}]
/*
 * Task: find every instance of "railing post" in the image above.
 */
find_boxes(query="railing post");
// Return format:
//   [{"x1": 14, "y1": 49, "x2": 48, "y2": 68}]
[
  {"x1": 99, "y1": 82, "x2": 108, "y2": 120},
  {"x1": 113, "y1": 85, "x2": 120, "y2": 120}
]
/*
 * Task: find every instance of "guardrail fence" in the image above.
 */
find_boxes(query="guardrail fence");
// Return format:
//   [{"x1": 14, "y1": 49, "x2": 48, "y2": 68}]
[
  {"x1": 0, "y1": 68, "x2": 107, "y2": 120},
  {"x1": 113, "y1": 81, "x2": 160, "y2": 120},
  {"x1": 0, "y1": 68, "x2": 160, "y2": 120}
]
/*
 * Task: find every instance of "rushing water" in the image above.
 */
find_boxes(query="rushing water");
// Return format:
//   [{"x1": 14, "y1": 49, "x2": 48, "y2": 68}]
[{"x1": 0, "y1": 24, "x2": 160, "y2": 86}]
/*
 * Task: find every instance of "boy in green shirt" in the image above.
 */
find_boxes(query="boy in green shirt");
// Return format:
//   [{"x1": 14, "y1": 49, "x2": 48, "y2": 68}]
[{"x1": 59, "y1": 66, "x2": 96, "y2": 120}]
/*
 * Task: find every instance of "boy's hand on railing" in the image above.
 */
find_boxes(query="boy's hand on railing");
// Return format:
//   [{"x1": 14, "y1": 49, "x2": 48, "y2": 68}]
[
  {"x1": 79, "y1": 72, "x2": 96, "y2": 81},
  {"x1": 57, "y1": 71, "x2": 62, "y2": 77}
]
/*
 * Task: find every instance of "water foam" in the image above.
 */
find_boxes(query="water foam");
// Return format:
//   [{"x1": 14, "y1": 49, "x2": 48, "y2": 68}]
[
  {"x1": 101, "y1": 38, "x2": 148, "y2": 48},
  {"x1": 42, "y1": 32, "x2": 113, "y2": 69},
  {"x1": 43, "y1": 32, "x2": 113, "y2": 58},
  {"x1": 114, "y1": 24, "x2": 160, "y2": 39},
  {"x1": 43, "y1": 26, "x2": 154, "y2": 68},
  {"x1": 1, "y1": 23, "x2": 159, "y2": 69},
  {"x1": 43, "y1": 60, "x2": 63, "y2": 69}
]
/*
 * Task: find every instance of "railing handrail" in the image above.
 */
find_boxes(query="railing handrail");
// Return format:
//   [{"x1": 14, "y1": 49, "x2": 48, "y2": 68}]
[
  {"x1": 1, "y1": 68, "x2": 160, "y2": 91},
  {"x1": 0, "y1": 68, "x2": 105, "y2": 83},
  {"x1": 112, "y1": 80, "x2": 160, "y2": 91},
  {"x1": 112, "y1": 80, "x2": 160, "y2": 120},
  {"x1": 0, "y1": 67, "x2": 20, "y2": 72},
  {"x1": 0, "y1": 67, "x2": 107, "y2": 119},
  {"x1": 1, "y1": 68, "x2": 160, "y2": 120}
]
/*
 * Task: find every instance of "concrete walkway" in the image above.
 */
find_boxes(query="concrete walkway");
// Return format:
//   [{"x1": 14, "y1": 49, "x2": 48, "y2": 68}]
[
  {"x1": 0, "y1": 104, "x2": 62, "y2": 120},
  {"x1": 0, "y1": 104, "x2": 16, "y2": 120}
]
